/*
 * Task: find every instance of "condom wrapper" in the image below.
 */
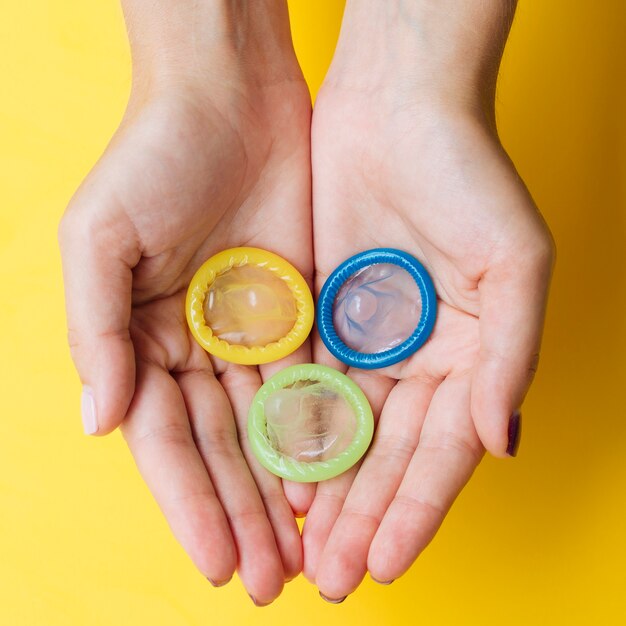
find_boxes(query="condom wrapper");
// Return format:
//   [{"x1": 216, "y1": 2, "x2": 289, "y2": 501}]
[
  {"x1": 317, "y1": 248, "x2": 437, "y2": 369},
  {"x1": 248, "y1": 364, "x2": 374, "y2": 482},
  {"x1": 186, "y1": 247, "x2": 314, "y2": 365}
]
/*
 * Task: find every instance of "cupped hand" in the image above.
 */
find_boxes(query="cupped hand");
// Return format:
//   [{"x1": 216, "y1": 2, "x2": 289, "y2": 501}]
[
  {"x1": 59, "y1": 45, "x2": 313, "y2": 602},
  {"x1": 304, "y1": 83, "x2": 554, "y2": 599}
]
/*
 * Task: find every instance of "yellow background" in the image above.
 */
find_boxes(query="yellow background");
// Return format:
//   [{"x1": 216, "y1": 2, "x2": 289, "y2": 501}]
[{"x1": 1, "y1": 1, "x2": 625, "y2": 624}]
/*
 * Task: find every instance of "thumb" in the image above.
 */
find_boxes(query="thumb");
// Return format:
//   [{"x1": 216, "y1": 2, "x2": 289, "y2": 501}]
[
  {"x1": 471, "y1": 236, "x2": 554, "y2": 457},
  {"x1": 59, "y1": 201, "x2": 139, "y2": 436}
]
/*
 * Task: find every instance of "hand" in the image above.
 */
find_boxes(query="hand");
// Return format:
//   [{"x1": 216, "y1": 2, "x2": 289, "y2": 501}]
[
  {"x1": 59, "y1": 1, "x2": 313, "y2": 604},
  {"x1": 304, "y1": 0, "x2": 554, "y2": 600}
]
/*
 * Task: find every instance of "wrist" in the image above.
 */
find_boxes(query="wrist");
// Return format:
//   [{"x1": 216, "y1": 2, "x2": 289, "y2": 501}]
[
  {"x1": 122, "y1": 0, "x2": 302, "y2": 99},
  {"x1": 325, "y1": 0, "x2": 516, "y2": 119}
]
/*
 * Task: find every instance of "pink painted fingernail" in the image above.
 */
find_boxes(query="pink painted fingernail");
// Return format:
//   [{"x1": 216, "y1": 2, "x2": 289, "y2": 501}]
[{"x1": 81, "y1": 386, "x2": 98, "y2": 435}]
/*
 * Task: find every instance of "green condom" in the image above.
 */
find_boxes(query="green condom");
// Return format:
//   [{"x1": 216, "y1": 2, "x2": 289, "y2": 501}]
[{"x1": 248, "y1": 364, "x2": 374, "y2": 482}]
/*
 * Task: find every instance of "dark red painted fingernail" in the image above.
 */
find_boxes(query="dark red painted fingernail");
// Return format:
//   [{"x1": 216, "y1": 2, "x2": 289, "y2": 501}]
[
  {"x1": 207, "y1": 575, "x2": 232, "y2": 587},
  {"x1": 371, "y1": 576, "x2": 394, "y2": 585},
  {"x1": 319, "y1": 591, "x2": 347, "y2": 604},
  {"x1": 507, "y1": 411, "x2": 521, "y2": 457},
  {"x1": 249, "y1": 594, "x2": 272, "y2": 607}
]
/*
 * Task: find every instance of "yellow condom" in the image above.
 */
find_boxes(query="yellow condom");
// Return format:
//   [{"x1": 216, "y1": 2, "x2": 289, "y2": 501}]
[{"x1": 186, "y1": 247, "x2": 314, "y2": 365}]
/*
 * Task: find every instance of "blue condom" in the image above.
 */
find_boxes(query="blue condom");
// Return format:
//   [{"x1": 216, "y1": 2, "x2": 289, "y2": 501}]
[{"x1": 317, "y1": 249, "x2": 437, "y2": 369}]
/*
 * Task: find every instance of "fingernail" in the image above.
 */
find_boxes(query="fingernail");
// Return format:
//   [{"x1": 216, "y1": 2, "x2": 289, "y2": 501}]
[
  {"x1": 371, "y1": 576, "x2": 394, "y2": 585},
  {"x1": 81, "y1": 386, "x2": 98, "y2": 435},
  {"x1": 319, "y1": 591, "x2": 347, "y2": 604},
  {"x1": 207, "y1": 575, "x2": 232, "y2": 587},
  {"x1": 507, "y1": 410, "x2": 521, "y2": 457},
  {"x1": 248, "y1": 595, "x2": 272, "y2": 607}
]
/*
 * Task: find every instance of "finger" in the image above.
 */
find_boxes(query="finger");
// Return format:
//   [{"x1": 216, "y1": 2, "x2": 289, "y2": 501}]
[
  {"x1": 220, "y1": 365, "x2": 303, "y2": 585},
  {"x1": 314, "y1": 376, "x2": 436, "y2": 599},
  {"x1": 58, "y1": 203, "x2": 139, "y2": 435},
  {"x1": 304, "y1": 335, "x2": 349, "y2": 537},
  {"x1": 120, "y1": 361, "x2": 237, "y2": 584},
  {"x1": 281, "y1": 476, "x2": 316, "y2": 519},
  {"x1": 176, "y1": 365, "x2": 286, "y2": 601},
  {"x1": 472, "y1": 235, "x2": 554, "y2": 456},
  {"x1": 259, "y1": 341, "x2": 317, "y2": 517},
  {"x1": 368, "y1": 374, "x2": 483, "y2": 583},
  {"x1": 302, "y1": 369, "x2": 393, "y2": 584},
  {"x1": 302, "y1": 469, "x2": 356, "y2": 584}
]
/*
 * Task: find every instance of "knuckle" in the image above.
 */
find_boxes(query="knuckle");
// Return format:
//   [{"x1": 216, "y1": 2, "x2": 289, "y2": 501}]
[
  {"x1": 392, "y1": 493, "x2": 447, "y2": 520},
  {"x1": 228, "y1": 506, "x2": 269, "y2": 526},
  {"x1": 370, "y1": 434, "x2": 415, "y2": 463},
  {"x1": 340, "y1": 506, "x2": 381, "y2": 529},
  {"x1": 67, "y1": 327, "x2": 132, "y2": 353},
  {"x1": 259, "y1": 490, "x2": 289, "y2": 512},
  {"x1": 170, "y1": 489, "x2": 220, "y2": 508},
  {"x1": 194, "y1": 429, "x2": 240, "y2": 463},
  {"x1": 125, "y1": 421, "x2": 191, "y2": 449},
  {"x1": 419, "y1": 429, "x2": 484, "y2": 464},
  {"x1": 313, "y1": 491, "x2": 346, "y2": 510}
]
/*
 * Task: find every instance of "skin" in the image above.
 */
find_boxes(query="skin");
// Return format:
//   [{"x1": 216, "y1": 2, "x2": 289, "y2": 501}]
[
  {"x1": 59, "y1": 0, "x2": 554, "y2": 606},
  {"x1": 305, "y1": 0, "x2": 554, "y2": 601},
  {"x1": 59, "y1": 1, "x2": 315, "y2": 605}
]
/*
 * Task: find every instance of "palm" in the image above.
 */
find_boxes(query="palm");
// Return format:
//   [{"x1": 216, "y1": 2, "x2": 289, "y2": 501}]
[
  {"x1": 63, "y1": 78, "x2": 313, "y2": 600},
  {"x1": 102, "y1": 84, "x2": 312, "y2": 300},
  {"x1": 304, "y1": 86, "x2": 551, "y2": 598}
]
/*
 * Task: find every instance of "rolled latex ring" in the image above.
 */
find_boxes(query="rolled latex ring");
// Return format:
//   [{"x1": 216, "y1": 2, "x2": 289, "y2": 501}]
[
  {"x1": 317, "y1": 248, "x2": 437, "y2": 369},
  {"x1": 186, "y1": 247, "x2": 314, "y2": 365},
  {"x1": 248, "y1": 364, "x2": 374, "y2": 482}
]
